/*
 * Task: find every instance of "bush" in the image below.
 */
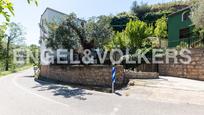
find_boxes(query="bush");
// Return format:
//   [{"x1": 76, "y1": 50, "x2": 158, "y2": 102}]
[{"x1": 125, "y1": 20, "x2": 153, "y2": 52}]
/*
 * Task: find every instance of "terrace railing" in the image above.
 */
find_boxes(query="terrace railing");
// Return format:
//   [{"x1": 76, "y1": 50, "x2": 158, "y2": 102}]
[{"x1": 168, "y1": 37, "x2": 204, "y2": 48}]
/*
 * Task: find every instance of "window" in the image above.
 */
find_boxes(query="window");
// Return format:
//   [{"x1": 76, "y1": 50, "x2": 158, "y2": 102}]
[
  {"x1": 182, "y1": 11, "x2": 190, "y2": 22},
  {"x1": 179, "y1": 28, "x2": 190, "y2": 39}
]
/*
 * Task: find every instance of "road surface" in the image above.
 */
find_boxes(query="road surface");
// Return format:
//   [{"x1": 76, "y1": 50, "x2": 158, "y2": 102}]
[{"x1": 0, "y1": 69, "x2": 204, "y2": 115}]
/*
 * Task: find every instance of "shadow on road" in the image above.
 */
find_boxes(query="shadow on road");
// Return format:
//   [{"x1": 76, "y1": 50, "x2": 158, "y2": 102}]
[{"x1": 32, "y1": 79, "x2": 92, "y2": 100}]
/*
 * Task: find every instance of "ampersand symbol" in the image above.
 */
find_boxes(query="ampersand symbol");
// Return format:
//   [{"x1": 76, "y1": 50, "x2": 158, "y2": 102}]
[{"x1": 82, "y1": 49, "x2": 94, "y2": 64}]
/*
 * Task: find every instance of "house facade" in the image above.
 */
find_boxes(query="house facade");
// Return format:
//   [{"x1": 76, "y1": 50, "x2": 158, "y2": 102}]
[
  {"x1": 40, "y1": 8, "x2": 86, "y2": 65},
  {"x1": 40, "y1": 8, "x2": 69, "y2": 65},
  {"x1": 168, "y1": 7, "x2": 194, "y2": 47}
]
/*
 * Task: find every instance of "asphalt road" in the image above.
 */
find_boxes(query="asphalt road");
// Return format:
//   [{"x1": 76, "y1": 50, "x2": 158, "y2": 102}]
[{"x1": 0, "y1": 69, "x2": 204, "y2": 115}]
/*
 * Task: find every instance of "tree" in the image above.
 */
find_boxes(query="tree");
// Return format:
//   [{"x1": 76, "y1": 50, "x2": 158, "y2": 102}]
[
  {"x1": 0, "y1": 24, "x2": 7, "y2": 69},
  {"x1": 111, "y1": 12, "x2": 138, "y2": 32},
  {"x1": 42, "y1": 13, "x2": 84, "y2": 50},
  {"x1": 105, "y1": 32, "x2": 129, "y2": 51},
  {"x1": 191, "y1": 0, "x2": 204, "y2": 28},
  {"x1": 4, "y1": 22, "x2": 25, "y2": 71},
  {"x1": 143, "y1": 10, "x2": 171, "y2": 23},
  {"x1": 86, "y1": 15, "x2": 113, "y2": 48},
  {"x1": 44, "y1": 20, "x2": 81, "y2": 50},
  {"x1": 0, "y1": 0, "x2": 38, "y2": 22},
  {"x1": 191, "y1": 0, "x2": 204, "y2": 39},
  {"x1": 63, "y1": 13, "x2": 96, "y2": 50},
  {"x1": 0, "y1": 0, "x2": 14, "y2": 22},
  {"x1": 44, "y1": 14, "x2": 114, "y2": 50},
  {"x1": 0, "y1": 23, "x2": 7, "y2": 44},
  {"x1": 29, "y1": 44, "x2": 40, "y2": 65},
  {"x1": 154, "y1": 16, "x2": 167, "y2": 48},
  {"x1": 131, "y1": 1, "x2": 150, "y2": 20},
  {"x1": 106, "y1": 20, "x2": 154, "y2": 52},
  {"x1": 125, "y1": 20, "x2": 153, "y2": 52}
]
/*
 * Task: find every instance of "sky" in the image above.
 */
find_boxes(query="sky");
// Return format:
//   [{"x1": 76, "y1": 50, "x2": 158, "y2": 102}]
[{"x1": 8, "y1": 0, "x2": 173, "y2": 46}]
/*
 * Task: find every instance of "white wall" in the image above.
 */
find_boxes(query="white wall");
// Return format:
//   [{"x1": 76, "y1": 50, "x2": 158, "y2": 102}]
[{"x1": 40, "y1": 8, "x2": 68, "y2": 65}]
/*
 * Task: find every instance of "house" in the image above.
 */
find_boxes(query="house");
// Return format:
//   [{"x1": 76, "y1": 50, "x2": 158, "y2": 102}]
[
  {"x1": 40, "y1": 8, "x2": 85, "y2": 65},
  {"x1": 168, "y1": 7, "x2": 195, "y2": 47},
  {"x1": 40, "y1": 8, "x2": 69, "y2": 65}
]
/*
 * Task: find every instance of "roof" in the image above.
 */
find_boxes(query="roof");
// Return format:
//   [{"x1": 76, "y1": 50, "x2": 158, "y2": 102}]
[
  {"x1": 41, "y1": 7, "x2": 68, "y2": 18},
  {"x1": 168, "y1": 6, "x2": 191, "y2": 17},
  {"x1": 40, "y1": 7, "x2": 86, "y2": 23}
]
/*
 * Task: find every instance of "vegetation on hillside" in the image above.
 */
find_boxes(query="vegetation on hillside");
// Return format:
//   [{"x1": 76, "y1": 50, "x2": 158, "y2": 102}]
[
  {"x1": 110, "y1": 0, "x2": 193, "y2": 32},
  {"x1": 130, "y1": 0, "x2": 193, "y2": 23},
  {"x1": 190, "y1": 0, "x2": 204, "y2": 47},
  {"x1": 110, "y1": 12, "x2": 138, "y2": 32},
  {"x1": 0, "y1": 22, "x2": 39, "y2": 72},
  {"x1": 191, "y1": 0, "x2": 204, "y2": 31}
]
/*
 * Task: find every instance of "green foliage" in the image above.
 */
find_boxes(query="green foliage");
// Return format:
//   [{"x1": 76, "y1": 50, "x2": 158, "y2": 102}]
[
  {"x1": 86, "y1": 15, "x2": 113, "y2": 48},
  {"x1": 191, "y1": 0, "x2": 204, "y2": 29},
  {"x1": 154, "y1": 16, "x2": 167, "y2": 39},
  {"x1": 0, "y1": 64, "x2": 32, "y2": 77},
  {"x1": 106, "y1": 20, "x2": 154, "y2": 53},
  {"x1": 27, "y1": 0, "x2": 39, "y2": 6},
  {"x1": 4, "y1": 22, "x2": 25, "y2": 71},
  {"x1": 0, "y1": 26, "x2": 6, "y2": 68},
  {"x1": 6, "y1": 22, "x2": 25, "y2": 44},
  {"x1": 42, "y1": 13, "x2": 81, "y2": 50},
  {"x1": 154, "y1": 16, "x2": 167, "y2": 48},
  {"x1": 0, "y1": 23, "x2": 7, "y2": 44},
  {"x1": 190, "y1": 0, "x2": 204, "y2": 43},
  {"x1": 176, "y1": 41, "x2": 189, "y2": 50},
  {"x1": 131, "y1": 1, "x2": 150, "y2": 20},
  {"x1": 150, "y1": 0, "x2": 192, "y2": 12},
  {"x1": 111, "y1": 12, "x2": 138, "y2": 32},
  {"x1": 131, "y1": 0, "x2": 191, "y2": 23},
  {"x1": 55, "y1": 25, "x2": 80, "y2": 49},
  {"x1": 0, "y1": 0, "x2": 38, "y2": 63},
  {"x1": 125, "y1": 20, "x2": 153, "y2": 52},
  {"x1": 0, "y1": 0, "x2": 38, "y2": 22},
  {"x1": 143, "y1": 10, "x2": 171, "y2": 23},
  {"x1": 29, "y1": 44, "x2": 40, "y2": 65},
  {"x1": 0, "y1": 0, "x2": 14, "y2": 22},
  {"x1": 44, "y1": 14, "x2": 114, "y2": 50},
  {"x1": 105, "y1": 32, "x2": 129, "y2": 51}
]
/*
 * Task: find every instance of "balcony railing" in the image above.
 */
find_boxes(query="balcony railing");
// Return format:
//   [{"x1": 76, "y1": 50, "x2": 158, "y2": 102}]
[{"x1": 168, "y1": 37, "x2": 204, "y2": 48}]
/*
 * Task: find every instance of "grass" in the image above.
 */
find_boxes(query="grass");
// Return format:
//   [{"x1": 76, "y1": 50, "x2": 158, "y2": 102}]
[{"x1": 0, "y1": 65, "x2": 33, "y2": 77}]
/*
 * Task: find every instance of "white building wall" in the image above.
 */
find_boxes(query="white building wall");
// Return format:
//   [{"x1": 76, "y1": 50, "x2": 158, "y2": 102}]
[{"x1": 40, "y1": 8, "x2": 68, "y2": 65}]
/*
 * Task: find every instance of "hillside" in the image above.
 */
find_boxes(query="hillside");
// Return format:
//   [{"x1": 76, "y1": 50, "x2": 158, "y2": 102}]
[
  {"x1": 150, "y1": 0, "x2": 195, "y2": 12},
  {"x1": 131, "y1": 0, "x2": 195, "y2": 23}
]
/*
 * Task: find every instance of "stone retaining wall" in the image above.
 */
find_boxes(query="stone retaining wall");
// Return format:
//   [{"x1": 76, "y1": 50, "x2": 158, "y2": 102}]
[
  {"x1": 40, "y1": 65, "x2": 127, "y2": 87},
  {"x1": 159, "y1": 48, "x2": 204, "y2": 81},
  {"x1": 125, "y1": 71, "x2": 159, "y2": 79},
  {"x1": 135, "y1": 64, "x2": 158, "y2": 72}
]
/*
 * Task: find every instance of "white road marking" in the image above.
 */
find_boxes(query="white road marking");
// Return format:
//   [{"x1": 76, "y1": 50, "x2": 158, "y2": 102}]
[{"x1": 12, "y1": 76, "x2": 70, "y2": 108}]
